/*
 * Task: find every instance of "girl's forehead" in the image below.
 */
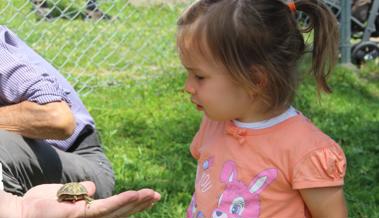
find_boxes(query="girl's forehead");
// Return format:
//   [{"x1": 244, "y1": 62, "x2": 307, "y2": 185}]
[
  {"x1": 180, "y1": 48, "x2": 229, "y2": 77},
  {"x1": 179, "y1": 48, "x2": 219, "y2": 71},
  {"x1": 179, "y1": 47, "x2": 204, "y2": 66},
  {"x1": 178, "y1": 22, "x2": 212, "y2": 56},
  {"x1": 178, "y1": 37, "x2": 216, "y2": 67}
]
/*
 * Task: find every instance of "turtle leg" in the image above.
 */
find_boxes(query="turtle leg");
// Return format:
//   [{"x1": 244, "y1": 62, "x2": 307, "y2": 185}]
[
  {"x1": 85, "y1": 196, "x2": 94, "y2": 204},
  {"x1": 84, "y1": 196, "x2": 94, "y2": 208},
  {"x1": 72, "y1": 195, "x2": 79, "y2": 203}
]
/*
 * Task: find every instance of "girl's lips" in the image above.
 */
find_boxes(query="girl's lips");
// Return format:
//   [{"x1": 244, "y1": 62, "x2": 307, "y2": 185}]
[{"x1": 191, "y1": 99, "x2": 203, "y2": 110}]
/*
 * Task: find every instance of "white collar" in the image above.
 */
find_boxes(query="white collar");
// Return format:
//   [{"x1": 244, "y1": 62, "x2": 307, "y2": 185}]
[{"x1": 233, "y1": 106, "x2": 298, "y2": 129}]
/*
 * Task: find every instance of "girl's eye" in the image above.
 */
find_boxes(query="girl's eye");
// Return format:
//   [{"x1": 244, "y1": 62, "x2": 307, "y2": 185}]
[{"x1": 195, "y1": 75, "x2": 204, "y2": 80}]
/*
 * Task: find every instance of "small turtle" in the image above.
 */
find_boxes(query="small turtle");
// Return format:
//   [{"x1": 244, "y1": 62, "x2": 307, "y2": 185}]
[{"x1": 57, "y1": 182, "x2": 93, "y2": 204}]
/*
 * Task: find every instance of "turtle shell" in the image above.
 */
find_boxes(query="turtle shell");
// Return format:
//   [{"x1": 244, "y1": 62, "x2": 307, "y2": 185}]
[{"x1": 57, "y1": 182, "x2": 93, "y2": 203}]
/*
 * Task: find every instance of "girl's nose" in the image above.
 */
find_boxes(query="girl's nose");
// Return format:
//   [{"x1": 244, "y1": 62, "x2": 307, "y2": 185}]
[{"x1": 184, "y1": 78, "x2": 196, "y2": 94}]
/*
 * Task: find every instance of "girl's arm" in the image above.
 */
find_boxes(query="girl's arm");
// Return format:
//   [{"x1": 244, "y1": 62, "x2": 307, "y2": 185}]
[{"x1": 300, "y1": 186, "x2": 348, "y2": 218}]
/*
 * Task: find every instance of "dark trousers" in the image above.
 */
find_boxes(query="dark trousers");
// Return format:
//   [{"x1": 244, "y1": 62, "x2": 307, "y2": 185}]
[{"x1": 0, "y1": 128, "x2": 115, "y2": 199}]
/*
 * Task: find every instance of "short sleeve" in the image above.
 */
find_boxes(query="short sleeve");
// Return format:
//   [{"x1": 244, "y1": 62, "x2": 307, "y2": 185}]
[
  {"x1": 0, "y1": 27, "x2": 71, "y2": 106},
  {"x1": 190, "y1": 116, "x2": 209, "y2": 160},
  {"x1": 292, "y1": 142, "x2": 346, "y2": 189}
]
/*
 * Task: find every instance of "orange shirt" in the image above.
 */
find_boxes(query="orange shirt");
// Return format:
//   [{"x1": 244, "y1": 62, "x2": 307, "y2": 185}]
[{"x1": 187, "y1": 114, "x2": 346, "y2": 218}]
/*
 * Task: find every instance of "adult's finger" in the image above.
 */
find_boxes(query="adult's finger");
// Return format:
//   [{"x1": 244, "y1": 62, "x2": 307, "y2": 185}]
[
  {"x1": 85, "y1": 190, "x2": 140, "y2": 217},
  {"x1": 79, "y1": 181, "x2": 96, "y2": 197},
  {"x1": 110, "y1": 189, "x2": 161, "y2": 216},
  {"x1": 85, "y1": 189, "x2": 160, "y2": 217},
  {"x1": 137, "y1": 189, "x2": 161, "y2": 202}
]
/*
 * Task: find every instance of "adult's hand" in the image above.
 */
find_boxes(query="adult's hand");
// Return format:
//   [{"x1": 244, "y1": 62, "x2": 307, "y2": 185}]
[{"x1": 21, "y1": 181, "x2": 160, "y2": 218}]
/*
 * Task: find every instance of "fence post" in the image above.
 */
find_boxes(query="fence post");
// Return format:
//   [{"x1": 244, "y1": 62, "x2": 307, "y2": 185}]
[{"x1": 340, "y1": 0, "x2": 352, "y2": 64}]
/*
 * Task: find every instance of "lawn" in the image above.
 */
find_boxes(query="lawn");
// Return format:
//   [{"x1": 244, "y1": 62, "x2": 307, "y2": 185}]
[
  {"x1": 1, "y1": 1, "x2": 379, "y2": 217},
  {"x1": 83, "y1": 62, "x2": 379, "y2": 218}
]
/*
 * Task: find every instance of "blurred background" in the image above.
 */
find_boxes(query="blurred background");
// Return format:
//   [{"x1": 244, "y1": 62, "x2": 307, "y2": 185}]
[
  {"x1": 0, "y1": 0, "x2": 378, "y2": 217},
  {"x1": 0, "y1": 0, "x2": 191, "y2": 95}
]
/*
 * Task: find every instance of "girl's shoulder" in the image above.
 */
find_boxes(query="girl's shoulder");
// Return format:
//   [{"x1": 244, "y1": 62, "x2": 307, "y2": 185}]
[
  {"x1": 278, "y1": 113, "x2": 335, "y2": 145},
  {"x1": 283, "y1": 115, "x2": 346, "y2": 189},
  {"x1": 269, "y1": 113, "x2": 344, "y2": 163}
]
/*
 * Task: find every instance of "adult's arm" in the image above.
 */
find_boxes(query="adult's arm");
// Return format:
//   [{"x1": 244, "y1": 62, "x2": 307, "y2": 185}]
[
  {"x1": 0, "y1": 101, "x2": 75, "y2": 139},
  {"x1": 0, "y1": 28, "x2": 76, "y2": 140}
]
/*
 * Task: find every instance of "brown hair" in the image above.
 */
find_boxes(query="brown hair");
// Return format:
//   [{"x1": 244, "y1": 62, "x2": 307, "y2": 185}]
[{"x1": 177, "y1": 0, "x2": 339, "y2": 111}]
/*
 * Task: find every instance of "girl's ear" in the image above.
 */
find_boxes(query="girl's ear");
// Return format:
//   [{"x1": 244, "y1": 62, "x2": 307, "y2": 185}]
[
  {"x1": 247, "y1": 65, "x2": 268, "y2": 98},
  {"x1": 252, "y1": 65, "x2": 268, "y2": 89}
]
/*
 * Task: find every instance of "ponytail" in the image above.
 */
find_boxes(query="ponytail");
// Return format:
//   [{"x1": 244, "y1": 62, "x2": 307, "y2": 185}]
[{"x1": 296, "y1": 0, "x2": 339, "y2": 93}]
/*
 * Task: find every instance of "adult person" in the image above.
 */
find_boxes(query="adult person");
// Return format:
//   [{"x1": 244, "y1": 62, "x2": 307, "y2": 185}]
[
  {"x1": 0, "y1": 181, "x2": 160, "y2": 218},
  {"x1": 0, "y1": 25, "x2": 114, "y2": 200},
  {"x1": 30, "y1": 0, "x2": 112, "y2": 20}
]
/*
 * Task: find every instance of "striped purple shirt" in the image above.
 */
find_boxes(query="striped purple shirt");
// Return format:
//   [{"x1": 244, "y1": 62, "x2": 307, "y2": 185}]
[{"x1": 0, "y1": 25, "x2": 95, "y2": 151}]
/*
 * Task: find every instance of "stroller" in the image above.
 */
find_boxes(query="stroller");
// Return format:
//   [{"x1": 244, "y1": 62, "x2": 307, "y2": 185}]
[
  {"x1": 298, "y1": 0, "x2": 379, "y2": 66},
  {"x1": 328, "y1": 0, "x2": 379, "y2": 65}
]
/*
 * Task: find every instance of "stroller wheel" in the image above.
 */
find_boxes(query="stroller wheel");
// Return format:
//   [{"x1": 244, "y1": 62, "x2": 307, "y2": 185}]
[{"x1": 351, "y1": 41, "x2": 379, "y2": 66}]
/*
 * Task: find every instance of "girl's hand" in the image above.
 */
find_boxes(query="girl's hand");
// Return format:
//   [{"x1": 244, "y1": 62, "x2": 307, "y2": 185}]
[
  {"x1": 300, "y1": 186, "x2": 348, "y2": 218},
  {"x1": 21, "y1": 181, "x2": 160, "y2": 218}
]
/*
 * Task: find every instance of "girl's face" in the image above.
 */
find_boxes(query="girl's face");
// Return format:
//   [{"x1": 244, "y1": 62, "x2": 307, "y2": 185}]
[{"x1": 181, "y1": 50, "x2": 257, "y2": 122}]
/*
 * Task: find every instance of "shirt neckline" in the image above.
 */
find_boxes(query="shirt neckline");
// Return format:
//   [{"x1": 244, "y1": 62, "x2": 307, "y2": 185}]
[
  {"x1": 225, "y1": 107, "x2": 304, "y2": 137},
  {"x1": 233, "y1": 106, "x2": 298, "y2": 129}
]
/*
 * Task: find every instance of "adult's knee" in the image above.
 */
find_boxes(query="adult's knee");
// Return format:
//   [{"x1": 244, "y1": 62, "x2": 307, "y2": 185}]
[{"x1": 0, "y1": 130, "x2": 31, "y2": 167}]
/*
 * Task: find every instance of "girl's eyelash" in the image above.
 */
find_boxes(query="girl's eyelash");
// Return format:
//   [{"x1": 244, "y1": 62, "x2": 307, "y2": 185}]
[
  {"x1": 195, "y1": 75, "x2": 204, "y2": 80},
  {"x1": 186, "y1": 70, "x2": 204, "y2": 80}
]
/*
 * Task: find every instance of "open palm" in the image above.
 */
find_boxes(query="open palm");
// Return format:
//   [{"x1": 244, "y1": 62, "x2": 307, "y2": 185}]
[{"x1": 21, "y1": 181, "x2": 160, "y2": 218}]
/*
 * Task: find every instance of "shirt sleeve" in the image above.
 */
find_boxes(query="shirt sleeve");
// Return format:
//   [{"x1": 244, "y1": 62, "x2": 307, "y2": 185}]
[
  {"x1": 292, "y1": 142, "x2": 346, "y2": 189},
  {"x1": 0, "y1": 28, "x2": 70, "y2": 105}
]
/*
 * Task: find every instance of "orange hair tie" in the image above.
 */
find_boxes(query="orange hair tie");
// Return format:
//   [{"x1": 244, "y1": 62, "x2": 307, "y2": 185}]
[{"x1": 288, "y1": 1, "x2": 296, "y2": 12}]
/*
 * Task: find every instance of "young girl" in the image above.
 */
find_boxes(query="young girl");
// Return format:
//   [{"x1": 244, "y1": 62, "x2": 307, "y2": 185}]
[{"x1": 177, "y1": 0, "x2": 347, "y2": 217}]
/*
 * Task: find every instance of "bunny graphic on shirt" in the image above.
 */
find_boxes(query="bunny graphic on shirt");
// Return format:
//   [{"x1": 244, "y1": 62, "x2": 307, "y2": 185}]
[
  {"x1": 187, "y1": 195, "x2": 205, "y2": 218},
  {"x1": 212, "y1": 161, "x2": 277, "y2": 218},
  {"x1": 187, "y1": 157, "x2": 215, "y2": 218}
]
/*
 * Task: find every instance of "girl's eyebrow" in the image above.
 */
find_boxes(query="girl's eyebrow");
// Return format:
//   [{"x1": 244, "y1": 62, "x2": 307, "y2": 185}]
[{"x1": 183, "y1": 65, "x2": 199, "y2": 71}]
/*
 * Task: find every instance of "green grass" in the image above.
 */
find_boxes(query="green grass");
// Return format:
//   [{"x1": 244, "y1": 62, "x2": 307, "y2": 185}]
[
  {"x1": 84, "y1": 72, "x2": 198, "y2": 217},
  {"x1": 82, "y1": 63, "x2": 379, "y2": 218},
  {"x1": 2, "y1": 1, "x2": 379, "y2": 217}
]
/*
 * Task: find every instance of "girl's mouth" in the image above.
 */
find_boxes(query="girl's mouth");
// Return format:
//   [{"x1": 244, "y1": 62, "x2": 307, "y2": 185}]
[{"x1": 191, "y1": 99, "x2": 203, "y2": 111}]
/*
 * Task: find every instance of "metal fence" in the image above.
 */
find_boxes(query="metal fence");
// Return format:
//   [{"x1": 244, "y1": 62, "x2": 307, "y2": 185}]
[
  {"x1": 1, "y1": 1, "x2": 376, "y2": 95},
  {"x1": 0, "y1": 0, "x2": 192, "y2": 95}
]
